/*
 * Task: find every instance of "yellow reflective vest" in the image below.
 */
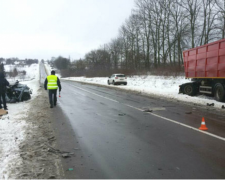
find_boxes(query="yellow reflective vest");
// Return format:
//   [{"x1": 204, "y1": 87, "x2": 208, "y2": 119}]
[{"x1": 47, "y1": 75, "x2": 58, "y2": 90}]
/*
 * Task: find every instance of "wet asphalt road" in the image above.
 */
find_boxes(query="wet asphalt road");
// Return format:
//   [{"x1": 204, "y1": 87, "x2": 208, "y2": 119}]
[{"x1": 51, "y1": 80, "x2": 225, "y2": 179}]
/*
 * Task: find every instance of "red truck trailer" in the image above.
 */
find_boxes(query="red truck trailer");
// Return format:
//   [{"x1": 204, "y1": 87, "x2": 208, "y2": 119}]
[{"x1": 179, "y1": 38, "x2": 225, "y2": 102}]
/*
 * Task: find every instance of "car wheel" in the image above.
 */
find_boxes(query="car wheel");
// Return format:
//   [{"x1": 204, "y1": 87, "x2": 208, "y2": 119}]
[
  {"x1": 214, "y1": 83, "x2": 225, "y2": 102},
  {"x1": 124, "y1": 83, "x2": 127, "y2": 85},
  {"x1": 112, "y1": 81, "x2": 115, "y2": 85},
  {"x1": 108, "y1": 80, "x2": 110, "y2": 85},
  {"x1": 22, "y1": 93, "x2": 31, "y2": 101}
]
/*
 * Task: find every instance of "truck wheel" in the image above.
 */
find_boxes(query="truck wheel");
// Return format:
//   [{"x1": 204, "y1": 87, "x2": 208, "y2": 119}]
[
  {"x1": 183, "y1": 84, "x2": 196, "y2": 96},
  {"x1": 214, "y1": 84, "x2": 225, "y2": 102}
]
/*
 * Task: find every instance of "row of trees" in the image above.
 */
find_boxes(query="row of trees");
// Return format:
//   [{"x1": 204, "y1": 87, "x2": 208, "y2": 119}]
[
  {"x1": 74, "y1": 0, "x2": 225, "y2": 75},
  {"x1": 52, "y1": 56, "x2": 70, "y2": 70},
  {"x1": 0, "y1": 57, "x2": 38, "y2": 65}
]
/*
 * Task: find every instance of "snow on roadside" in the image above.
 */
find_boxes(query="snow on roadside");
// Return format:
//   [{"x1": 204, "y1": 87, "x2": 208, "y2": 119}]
[
  {"x1": 0, "y1": 63, "x2": 40, "y2": 179},
  {"x1": 44, "y1": 63, "x2": 60, "y2": 77},
  {"x1": 63, "y1": 75, "x2": 225, "y2": 109}
]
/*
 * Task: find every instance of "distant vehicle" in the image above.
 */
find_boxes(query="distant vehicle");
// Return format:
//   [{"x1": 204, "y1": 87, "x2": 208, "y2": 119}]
[
  {"x1": 5, "y1": 80, "x2": 32, "y2": 103},
  {"x1": 108, "y1": 74, "x2": 127, "y2": 85},
  {"x1": 179, "y1": 38, "x2": 225, "y2": 102}
]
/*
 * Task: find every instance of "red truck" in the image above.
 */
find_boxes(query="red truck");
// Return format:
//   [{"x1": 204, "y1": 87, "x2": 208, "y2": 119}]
[{"x1": 179, "y1": 38, "x2": 225, "y2": 102}]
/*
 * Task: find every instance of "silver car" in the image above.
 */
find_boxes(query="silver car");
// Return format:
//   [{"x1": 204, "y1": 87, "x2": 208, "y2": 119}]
[{"x1": 108, "y1": 74, "x2": 127, "y2": 85}]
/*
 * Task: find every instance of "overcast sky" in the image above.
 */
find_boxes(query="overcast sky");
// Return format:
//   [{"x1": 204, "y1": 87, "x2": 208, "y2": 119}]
[{"x1": 0, "y1": 0, "x2": 135, "y2": 60}]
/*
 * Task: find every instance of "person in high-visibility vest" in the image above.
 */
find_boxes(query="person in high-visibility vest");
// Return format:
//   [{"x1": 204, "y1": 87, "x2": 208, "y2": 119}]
[{"x1": 44, "y1": 70, "x2": 62, "y2": 108}]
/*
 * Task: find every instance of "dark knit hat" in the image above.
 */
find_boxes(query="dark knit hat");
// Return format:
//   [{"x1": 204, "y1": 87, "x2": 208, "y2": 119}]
[{"x1": 51, "y1": 70, "x2": 55, "y2": 75}]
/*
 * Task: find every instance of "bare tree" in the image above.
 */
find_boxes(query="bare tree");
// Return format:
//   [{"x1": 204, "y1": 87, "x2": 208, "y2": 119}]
[
  {"x1": 180, "y1": 0, "x2": 201, "y2": 48},
  {"x1": 215, "y1": 0, "x2": 225, "y2": 38},
  {"x1": 81, "y1": 0, "x2": 224, "y2": 75}
]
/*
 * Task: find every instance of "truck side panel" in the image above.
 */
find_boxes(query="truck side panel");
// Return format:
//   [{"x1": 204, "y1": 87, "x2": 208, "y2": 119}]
[{"x1": 183, "y1": 39, "x2": 225, "y2": 79}]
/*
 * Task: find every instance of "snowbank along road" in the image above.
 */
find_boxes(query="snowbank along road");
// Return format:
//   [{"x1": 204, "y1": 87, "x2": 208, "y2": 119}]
[{"x1": 0, "y1": 63, "x2": 63, "y2": 179}]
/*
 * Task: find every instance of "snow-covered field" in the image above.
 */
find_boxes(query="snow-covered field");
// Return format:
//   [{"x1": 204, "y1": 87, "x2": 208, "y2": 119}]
[
  {"x1": 0, "y1": 63, "x2": 40, "y2": 179},
  {"x1": 63, "y1": 75, "x2": 225, "y2": 109},
  {"x1": 4, "y1": 64, "x2": 38, "y2": 82}
]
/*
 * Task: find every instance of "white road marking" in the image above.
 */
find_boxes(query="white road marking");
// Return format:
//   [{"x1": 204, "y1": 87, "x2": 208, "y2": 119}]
[
  {"x1": 70, "y1": 84, "x2": 225, "y2": 142},
  {"x1": 150, "y1": 112, "x2": 225, "y2": 142}
]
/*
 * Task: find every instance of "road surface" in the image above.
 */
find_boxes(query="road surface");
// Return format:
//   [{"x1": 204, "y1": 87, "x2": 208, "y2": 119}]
[{"x1": 51, "y1": 80, "x2": 225, "y2": 179}]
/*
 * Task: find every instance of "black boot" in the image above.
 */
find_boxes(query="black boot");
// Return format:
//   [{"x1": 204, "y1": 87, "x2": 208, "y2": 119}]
[{"x1": 50, "y1": 101, "x2": 53, "y2": 108}]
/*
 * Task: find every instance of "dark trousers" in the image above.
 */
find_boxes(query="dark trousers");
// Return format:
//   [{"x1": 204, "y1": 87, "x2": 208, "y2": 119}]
[
  {"x1": 48, "y1": 90, "x2": 57, "y2": 106},
  {"x1": 0, "y1": 92, "x2": 7, "y2": 109}
]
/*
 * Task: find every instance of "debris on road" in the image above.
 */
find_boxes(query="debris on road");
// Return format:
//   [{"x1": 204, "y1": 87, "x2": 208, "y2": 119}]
[
  {"x1": 207, "y1": 103, "x2": 214, "y2": 106},
  {"x1": 143, "y1": 109, "x2": 153, "y2": 113},
  {"x1": 46, "y1": 144, "x2": 75, "y2": 159},
  {"x1": 48, "y1": 136, "x2": 56, "y2": 141},
  {"x1": 62, "y1": 153, "x2": 70, "y2": 158},
  {"x1": 185, "y1": 111, "x2": 192, "y2": 114},
  {"x1": 143, "y1": 107, "x2": 166, "y2": 112}
]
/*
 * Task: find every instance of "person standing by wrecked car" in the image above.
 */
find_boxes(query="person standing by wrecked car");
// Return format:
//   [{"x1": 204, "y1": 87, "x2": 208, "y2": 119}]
[
  {"x1": 0, "y1": 72, "x2": 9, "y2": 110},
  {"x1": 44, "y1": 70, "x2": 61, "y2": 108}
]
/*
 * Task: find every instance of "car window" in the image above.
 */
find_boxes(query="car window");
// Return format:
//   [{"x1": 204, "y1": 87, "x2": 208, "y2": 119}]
[{"x1": 116, "y1": 75, "x2": 125, "y2": 77}]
